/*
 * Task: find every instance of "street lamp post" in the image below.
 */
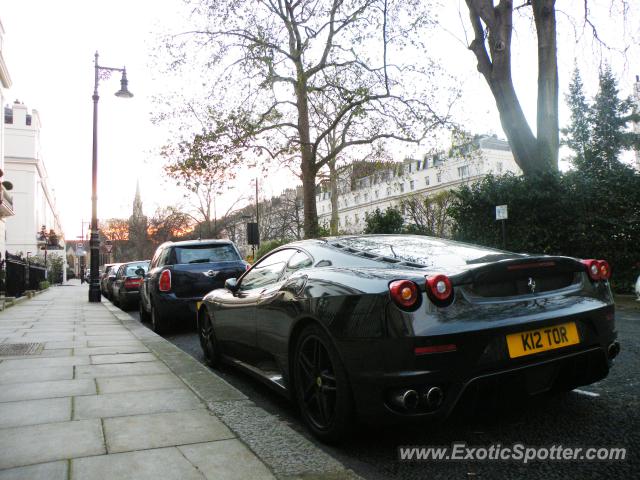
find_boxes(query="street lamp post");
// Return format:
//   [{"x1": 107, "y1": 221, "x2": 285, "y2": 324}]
[{"x1": 88, "y1": 51, "x2": 133, "y2": 302}]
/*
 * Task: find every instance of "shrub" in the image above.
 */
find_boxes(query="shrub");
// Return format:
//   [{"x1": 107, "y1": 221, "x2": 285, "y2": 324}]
[
  {"x1": 39, "y1": 280, "x2": 50, "y2": 290},
  {"x1": 254, "y1": 239, "x2": 290, "y2": 261},
  {"x1": 449, "y1": 168, "x2": 640, "y2": 293}
]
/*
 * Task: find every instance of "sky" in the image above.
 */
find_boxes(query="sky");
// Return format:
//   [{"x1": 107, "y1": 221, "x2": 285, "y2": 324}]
[{"x1": 1, "y1": 1, "x2": 638, "y2": 240}]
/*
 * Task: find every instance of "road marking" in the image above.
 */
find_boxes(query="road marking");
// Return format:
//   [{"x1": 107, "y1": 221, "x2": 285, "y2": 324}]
[{"x1": 573, "y1": 388, "x2": 600, "y2": 397}]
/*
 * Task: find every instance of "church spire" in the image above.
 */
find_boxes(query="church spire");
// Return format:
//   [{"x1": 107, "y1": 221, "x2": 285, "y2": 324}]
[{"x1": 133, "y1": 180, "x2": 143, "y2": 218}]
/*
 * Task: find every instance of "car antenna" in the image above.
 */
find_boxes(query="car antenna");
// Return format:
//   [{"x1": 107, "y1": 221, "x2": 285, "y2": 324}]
[{"x1": 389, "y1": 245, "x2": 397, "y2": 258}]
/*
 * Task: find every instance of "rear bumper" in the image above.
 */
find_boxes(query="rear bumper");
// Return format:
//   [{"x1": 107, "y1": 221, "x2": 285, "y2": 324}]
[
  {"x1": 349, "y1": 346, "x2": 612, "y2": 423},
  {"x1": 153, "y1": 293, "x2": 200, "y2": 324}
]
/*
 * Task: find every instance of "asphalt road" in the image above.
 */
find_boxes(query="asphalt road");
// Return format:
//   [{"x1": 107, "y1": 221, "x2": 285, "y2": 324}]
[{"x1": 122, "y1": 302, "x2": 640, "y2": 479}]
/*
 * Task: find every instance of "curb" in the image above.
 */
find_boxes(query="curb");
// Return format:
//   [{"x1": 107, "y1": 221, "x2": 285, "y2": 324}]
[{"x1": 101, "y1": 299, "x2": 361, "y2": 480}]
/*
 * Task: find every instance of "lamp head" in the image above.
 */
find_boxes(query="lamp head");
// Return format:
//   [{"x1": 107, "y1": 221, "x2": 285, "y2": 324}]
[{"x1": 115, "y1": 68, "x2": 133, "y2": 98}]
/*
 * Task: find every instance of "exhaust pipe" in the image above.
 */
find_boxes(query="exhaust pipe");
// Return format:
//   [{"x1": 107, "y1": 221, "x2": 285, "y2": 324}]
[
  {"x1": 424, "y1": 386, "x2": 444, "y2": 409},
  {"x1": 391, "y1": 389, "x2": 419, "y2": 411},
  {"x1": 607, "y1": 341, "x2": 620, "y2": 360}
]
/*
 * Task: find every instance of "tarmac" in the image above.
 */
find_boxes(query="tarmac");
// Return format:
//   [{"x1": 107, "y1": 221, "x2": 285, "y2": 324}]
[{"x1": 0, "y1": 281, "x2": 360, "y2": 480}]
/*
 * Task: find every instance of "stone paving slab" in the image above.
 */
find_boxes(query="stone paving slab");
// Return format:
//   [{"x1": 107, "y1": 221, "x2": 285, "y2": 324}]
[
  {"x1": 96, "y1": 373, "x2": 185, "y2": 394},
  {"x1": 90, "y1": 352, "x2": 156, "y2": 364},
  {"x1": 75, "y1": 345, "x2": 150, "y2": 356},
  {"x1": 0, "y1": 419, "x2": 105, "y2": 469},
  {"x1": 71, "y1": 447, "x2": 204, "y2": 480},
  {"x1": 74, "y1": 388, "x2": 204, "y2": 420},
  {"x1": 0, "y1": 460, "x2": 68, "y2": 480},
  {"x1": 86, "y1": 339, "x2": 146, "y2": 347},
  {"x1": 104, "y1": 410, "x2": 234, "y2": 453},
  {"x1": 0, "y1": 397, "x2": 71, "y2": 428},
  {"x1": 44, "y1": 341, "x2": 88, "y2": 349},
  {"x1": 75, "y1": 361, "x2": 171, "y2": 378},
  {"x1": 0, "y1": 366, "x2": 73, "y2": 385},
  {"x1": 0, "y1": 355, "x2": 90, "y2": 369},
  {"x1": 179, "y1": 439, "x2": 275, "y2": 480},
  {"x1": 0, "y1": 379, "x2": 96, "y2": 402}
]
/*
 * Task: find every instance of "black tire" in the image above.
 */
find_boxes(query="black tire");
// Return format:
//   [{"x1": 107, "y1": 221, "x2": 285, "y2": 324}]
[
  {"x1": 139, "y1": 298, "x2": 151, "y2": 323},
  {"x1": 293, "y1": 323, "x2": 354, "y2": 443},
  {"x1": 198, "y1": 308, "x2": 220, "y2": 368},
  {"x1": 151, "y1": 303, "x2": 169, "y2": 334}
]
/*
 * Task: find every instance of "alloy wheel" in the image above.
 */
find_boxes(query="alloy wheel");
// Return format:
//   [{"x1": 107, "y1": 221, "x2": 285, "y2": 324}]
[{"x1": 295, "y1": 334, "x2": 338, "y2": 430}]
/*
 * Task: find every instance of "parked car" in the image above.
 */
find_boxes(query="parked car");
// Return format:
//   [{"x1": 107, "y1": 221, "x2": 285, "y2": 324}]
[
  {"x1": 140, "y1": 240, "x2": 248, "y2": 333},
  {"x1": 112, "y1": 260, "x2": 150, "y2": 310},
  {"x1": 100, "y1": 263, "x2": 122, "y2": 299},
  {"x1": 197, "y1": 235, "x2": 618, "y2": 442}
]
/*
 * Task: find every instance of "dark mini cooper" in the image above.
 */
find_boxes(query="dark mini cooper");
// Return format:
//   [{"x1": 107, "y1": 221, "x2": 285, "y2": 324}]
[
  {"x1": 197, "y1": 235, "x2": 618, "y2": 442},
  {"x1": 140, "y1": 239, "x2": 247, "y2": 333}
]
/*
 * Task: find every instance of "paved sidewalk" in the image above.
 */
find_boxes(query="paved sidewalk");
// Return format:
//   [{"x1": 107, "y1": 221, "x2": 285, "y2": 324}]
[{"x1": 0, "y1": 282, "x2": 358, "y2": 480}]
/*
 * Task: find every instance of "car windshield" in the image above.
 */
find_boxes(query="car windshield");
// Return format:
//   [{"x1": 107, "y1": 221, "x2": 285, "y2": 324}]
[
  {"x1": 335, "y1": 235, "x2": 523, "y2": 269},
  {"x1": 174, "y1": 244, "x2": 240, "y2": 264},
  {"x1": 125, "y1": 263, "x2": 149, "y2": 276}
]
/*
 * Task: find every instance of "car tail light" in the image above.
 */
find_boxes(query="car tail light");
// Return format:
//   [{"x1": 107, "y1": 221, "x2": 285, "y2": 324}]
[
  {"x1": 415, "y1": 344, "x2": 457, "y2": 355},
  {"x1": 597, "y1": 260, "x2": 611, "y2": 280},
  {"x1": 124, "y1": 277, "x2": 142, "y2": 289},
  {"x1": 426, "y1": 274, "x2": 453, "y2": 303},
  {"x1": 581, "y1": 259, "x2": 600, "y2": 280},
  {"x1": 159, "y1": 270, "x2": 172, "y2": 292},
  {"x1": 389, "y1": 280, "x2": 419, "y2": 309},
  {"x1": 581, "y1": 259, "x2": 611, "y2": 281}
]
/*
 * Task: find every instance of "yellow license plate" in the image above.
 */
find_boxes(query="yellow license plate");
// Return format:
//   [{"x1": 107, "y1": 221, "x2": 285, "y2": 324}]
[
  {"x1": 196, "y1": 301, "x2": 202, "y2": 310},
  {"x1": 506, "y1": 322, "x2": 580, "y2": 358}
]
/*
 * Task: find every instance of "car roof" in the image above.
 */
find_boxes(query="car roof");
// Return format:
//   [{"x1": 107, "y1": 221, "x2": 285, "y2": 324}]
[{"x1": 159, "y1": 239, "x2": 235, "y2": 248}]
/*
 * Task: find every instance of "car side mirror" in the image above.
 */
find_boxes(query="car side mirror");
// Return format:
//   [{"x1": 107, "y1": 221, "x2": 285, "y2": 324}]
[
  {"x1": 225, "y1": 278, "x2": 239, "y2": 292},
  {"x1": 135, "y1": 268, "x2": 145, "y2": 277}
]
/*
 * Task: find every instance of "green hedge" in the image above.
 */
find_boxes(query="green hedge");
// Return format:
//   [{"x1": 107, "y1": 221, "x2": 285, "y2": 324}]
[
  {"x1": 449, "y1": 169, "x2": 640, "y2": 293},
  {"x1": 254, "y1": 239, "x2": 289, "y2": 261},
  {"x1": 39, "y1": 280, "x2": 50, "y2": 291}
]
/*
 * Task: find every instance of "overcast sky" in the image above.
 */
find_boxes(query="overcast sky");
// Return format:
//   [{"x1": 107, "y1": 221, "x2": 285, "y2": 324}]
[{"x1": 1, "y1": 1, "x2": 638, "y2": 240}]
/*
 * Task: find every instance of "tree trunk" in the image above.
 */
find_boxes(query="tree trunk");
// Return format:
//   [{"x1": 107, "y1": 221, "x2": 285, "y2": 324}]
[
  {"x1": 466, "y1": 0, "x2": 559, "y2": 175},
  {"x1": 533, "y1": 0, "x2": 559, "y2": 171},
  {"x1": 329, "y1": 159, "x2": 339, "y2": 235}
]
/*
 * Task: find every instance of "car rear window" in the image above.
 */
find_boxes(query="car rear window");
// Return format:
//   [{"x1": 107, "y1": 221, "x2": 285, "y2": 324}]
[
  {"x1": 125, "y1": 263, "x2": 149, "y2": 276},
  {"x1": 334, "y1": 235, "x2": 520, "y2": 269},
  {"x1": 174, "y1": 244, "x2": 240, "y2": 264}
]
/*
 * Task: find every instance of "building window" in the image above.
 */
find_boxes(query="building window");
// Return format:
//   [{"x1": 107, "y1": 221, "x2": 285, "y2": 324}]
[
  {"x1": 399, "y1": 183, "x2": 405, "y2": 193},
  {"x1": 497, "y1": 162, "x2": 503, "y2": 173},
  {"x1": 364, "y1": 192, "x2": 369, "y2": 202},
  {"x1": 386, "y1": 186, "x2": 391, "y2": 196},
  {"x1": 4, "y1": 107, "x2": 13, "y2": 124},
  {"x1": 355, "y1": 213, "x2": 359, "y2": 223},
  {"x1": 375, "y1": 190, "x2": 379, "y2": 198},
  {"x1": 424, "y1": 176, "x2": 430, "y2": 186},
  {"x1": 457, "y1": 165, "x2": 469, "y2": 178},
  {"x1": 437, "y1": 172, "x2": 442, "y2": 183},
  {"x1": 344, "y1": 198, "x2": 349, "y2": 206},
  {"x1": 416, "y1": 160, "x2": 422, "y2": 170},
  {"x1": 410, "y1": 180, "x2": 415, "y2": 190}
]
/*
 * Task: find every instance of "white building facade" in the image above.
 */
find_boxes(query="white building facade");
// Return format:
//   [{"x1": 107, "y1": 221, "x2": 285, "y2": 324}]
[
  {"x1": 316, "y1": 136, "x2": 520, "y2": 233},
  {"x1": 4, "y1": 102, "x2": 66, "y2": 276},
  {"x1": 0, "y1": 18, "x2": 13, "y2": 256},
  {"x1": 633, "y1": 74, "x2": 640, "y2": 171}
]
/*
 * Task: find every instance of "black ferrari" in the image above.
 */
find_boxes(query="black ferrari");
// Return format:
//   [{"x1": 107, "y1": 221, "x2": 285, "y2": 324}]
[{"x1": 197, "y1": 235, "x2": 618, "y2": 442}]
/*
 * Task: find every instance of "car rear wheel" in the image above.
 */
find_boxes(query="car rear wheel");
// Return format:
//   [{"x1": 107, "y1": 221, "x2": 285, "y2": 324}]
[
  {"x1": 198, "y1": 309, "x2": 220, "y2": 368},
  {"x1": 293, "y1": 324, "x2": 353, "y2": 443},
  {"x1": 151, "y1": 304, "x2": 169, "y2": 334},
  {"x1": 139, "y1": 299, "x2": 150, "y2": 323}
]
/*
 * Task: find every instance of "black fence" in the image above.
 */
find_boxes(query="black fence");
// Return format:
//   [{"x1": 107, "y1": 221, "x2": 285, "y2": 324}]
[{"x1": 1, "y1": 252, "x2": 47, "y2": 298}]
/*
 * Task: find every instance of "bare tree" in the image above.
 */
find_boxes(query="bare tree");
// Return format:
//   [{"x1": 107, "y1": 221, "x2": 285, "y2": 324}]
[
  {"x1": 158, "y1": 0, "x2": 452, "y2": 238},
  {"x1": 402, "y1": 190, "x2": 456, "y2": 238}
]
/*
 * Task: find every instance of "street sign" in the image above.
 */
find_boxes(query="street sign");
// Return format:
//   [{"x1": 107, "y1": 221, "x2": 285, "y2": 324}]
[
  {"x1": 496, "y1": 205, "x2": 508, "y2": 221},
  {"x1": 78, "y1": 243, "x2": 83, "y2": 248},
  {"x1": 105, "y1": 244, "x2": 113, "y2": 253}
]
